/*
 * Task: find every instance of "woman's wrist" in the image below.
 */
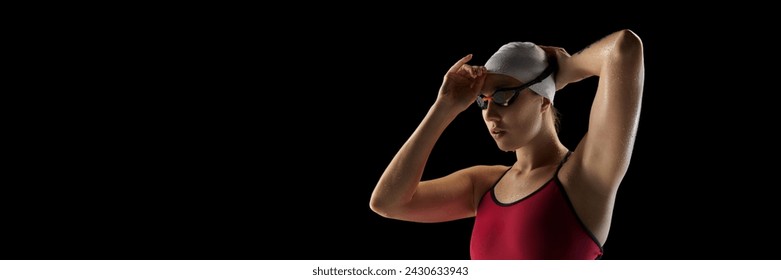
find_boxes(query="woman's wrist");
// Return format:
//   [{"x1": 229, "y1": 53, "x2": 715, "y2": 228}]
[{"x1": 430, "y1": 99, "x2": 463, "y2": 121}]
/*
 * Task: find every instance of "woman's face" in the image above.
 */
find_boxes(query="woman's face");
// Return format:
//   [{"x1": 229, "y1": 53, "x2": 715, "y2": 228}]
[{"x1": 480, "y1": 73, "x2": 547, "y2": 152}]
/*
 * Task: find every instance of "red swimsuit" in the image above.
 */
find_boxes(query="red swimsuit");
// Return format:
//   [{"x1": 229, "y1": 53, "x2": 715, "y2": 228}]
[{"x1": 470, "y1": 153, "x2": 603, "y2": 260}]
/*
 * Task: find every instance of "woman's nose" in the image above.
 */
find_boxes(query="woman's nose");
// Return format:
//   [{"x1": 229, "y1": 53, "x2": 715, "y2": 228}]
[{"x1": 483, "y1": 102, "x2": 501, "y2": 121}]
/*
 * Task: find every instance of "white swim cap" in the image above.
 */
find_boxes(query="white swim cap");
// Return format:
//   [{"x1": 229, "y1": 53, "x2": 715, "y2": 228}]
[{"x1": 484, "y1": 42, "x2": 557, "y2": 102}]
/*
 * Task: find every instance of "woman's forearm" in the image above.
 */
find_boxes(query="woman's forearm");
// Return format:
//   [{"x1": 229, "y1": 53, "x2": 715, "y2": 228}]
[{"x1": 369, "y1": 102, "x2": 458, "y2": 216}]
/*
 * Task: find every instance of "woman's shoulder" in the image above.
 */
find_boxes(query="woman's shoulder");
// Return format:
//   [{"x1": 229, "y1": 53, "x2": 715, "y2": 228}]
[
  {"x1": 462, "y1": 164, "x2": 510, "y2": 176},
  {"x1": 461, "y1": 164, "x2": 510, "y2": 190}
]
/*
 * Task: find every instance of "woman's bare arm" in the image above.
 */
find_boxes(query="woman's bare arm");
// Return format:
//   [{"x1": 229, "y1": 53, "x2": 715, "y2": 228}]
[
  {"x1": 553, "y1": 29, "x2": 645, "y2": 193},
  {"x1": 370, "y1": 55, "x2": 499, "y2": 223}
]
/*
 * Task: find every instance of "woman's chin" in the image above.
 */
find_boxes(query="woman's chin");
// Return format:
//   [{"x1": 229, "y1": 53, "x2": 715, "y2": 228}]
[{"x1": 495, "y1": 142, "x2": 517, "y2": 152}]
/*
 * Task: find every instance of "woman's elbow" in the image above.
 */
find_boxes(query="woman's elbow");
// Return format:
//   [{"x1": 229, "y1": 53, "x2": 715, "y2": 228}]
[
  {"x1": 616, "y1": 29, "x2": 643, "y2": 57},
  {"x1": 369, "y1": 192, "x2": 398, "y2": 218},
  {"x1": 369, "y1": 196, "x2": 389, "y2": 217}
]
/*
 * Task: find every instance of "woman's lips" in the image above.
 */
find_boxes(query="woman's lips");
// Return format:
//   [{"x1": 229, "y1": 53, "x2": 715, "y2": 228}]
[{"x1": 491, "y1": 129, "x2": 506, "y2": 138}]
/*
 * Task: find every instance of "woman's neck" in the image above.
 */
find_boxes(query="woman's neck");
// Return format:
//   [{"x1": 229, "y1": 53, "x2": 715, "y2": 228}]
[{"x1": 513, "y1": 128, "x2": 568, "y2": 172}]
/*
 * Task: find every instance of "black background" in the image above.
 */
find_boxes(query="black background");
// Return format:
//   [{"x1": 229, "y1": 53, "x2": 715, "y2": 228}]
[{"x1": 7, "y1": 8, "x2": 779, "y2": 260}]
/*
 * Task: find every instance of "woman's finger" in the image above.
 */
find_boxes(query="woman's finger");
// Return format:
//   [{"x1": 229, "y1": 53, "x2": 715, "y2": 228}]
[
  {"x1": 472, "y1": 66, "x2": 483, "y2": 76},
  {"x1": 464, "y1": 65, "x2": 477, "y2": 78},
  {"x1": 447, "y1": 54, "x2": 473, "y2": 74},
  {"x1": 468, "y1": 65, "x2": 485, "y2": 78},
  {"x1": 470, "y1": 68, "x2": 487, "y2": 89}
]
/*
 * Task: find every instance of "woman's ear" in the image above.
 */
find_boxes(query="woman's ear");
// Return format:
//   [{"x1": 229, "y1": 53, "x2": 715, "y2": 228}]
[{"x1": 540, "y1": 96, "x2": 552, "y2": 114}]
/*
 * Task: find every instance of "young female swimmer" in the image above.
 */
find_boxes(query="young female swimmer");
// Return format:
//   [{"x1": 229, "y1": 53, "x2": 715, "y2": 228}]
[{"x1": 370, "y1": 29, "x2": 644, "y2": 259}]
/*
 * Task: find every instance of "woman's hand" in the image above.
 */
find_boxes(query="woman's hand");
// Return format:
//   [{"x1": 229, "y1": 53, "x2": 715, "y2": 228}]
[
  {"x1": 539, "y1": 46, "x2": 590, "y2": 91},
  {"x1": 436, "y1": 54, "x2": 487, "y2": 113}
]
